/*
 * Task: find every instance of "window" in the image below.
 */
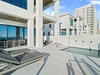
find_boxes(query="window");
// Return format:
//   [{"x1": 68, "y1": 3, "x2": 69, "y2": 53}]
[
  {"x1": 20, "y1": 27, "x2": 24, "y2": 40},
  {"x1": 74, "y1": 29, "x2": 77, "y2": 35},
  {"x1": 2, "y1": 0, "x2": 27, "y2": 9},
  {"x1": 24, "y1": 28, "x2": 27, "y2": 39},
  {"x1": 19, "y1": 0, "x2": 27, "y2": 9},
  {"x1": 70, "y1": 17, "x2": 73, "y2": 26},
  {"x1": 0, "y1": 25, "x2": 7, "y2": 41},
  {"x1": 60, "y1": 29, "x2": 66, "y2": 36},
  {"x1": 43, "y1": 32, "x2": 45, "y2": 36},
  {"x1": 10, "y1": 0, "x2": 19, "y2": 6},
  {"x1": 49, "y1": 24, "x2": 51, "y2": 28},
  {"x1": 69, "y1": 29, "x2": 72, "y2": 35},
  {"x1": 8, "y1": 26, "x2": 16, "y2": 40},
  {"x1": 48, "y1": 32, "x2": 50, "y2": 36}
]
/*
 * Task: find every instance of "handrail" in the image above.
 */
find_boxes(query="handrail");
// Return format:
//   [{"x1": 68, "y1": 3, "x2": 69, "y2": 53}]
[{"x1": 0, "y1": 40, "x2": 26, "y2": 49}]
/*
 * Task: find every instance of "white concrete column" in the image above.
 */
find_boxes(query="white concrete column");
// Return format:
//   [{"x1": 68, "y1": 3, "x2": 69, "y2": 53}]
[
  {"x1": 27, "y1": 0, "x2": 34, "y2": 47},
  {"x1": 27, "y1": 18, "x2": 34, "y2": 46},
  {"x1": 36, "y1": 0, "x2": 43, "y2": 47},
  {"x1": 77, "y1": 18, "x2": 80, "y2": 35},
  {"x1": 54, "y1": 0, "x2": 60, "y2": 41},
  {"x1": 27, "y1": 0, "x2": 34, "y2": 13}
]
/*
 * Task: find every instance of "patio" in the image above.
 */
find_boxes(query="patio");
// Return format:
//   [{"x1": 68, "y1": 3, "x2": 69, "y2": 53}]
[{"x1": 4, "y1": 46, "x2": 100, "y2": 75}]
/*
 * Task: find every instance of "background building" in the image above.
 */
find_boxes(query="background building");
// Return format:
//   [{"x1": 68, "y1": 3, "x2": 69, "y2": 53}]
[
  {"x1": 75, "y1": 4, "x2": 98, "y2": 35},
  {"x1": 43, "y1": 13, "x2": 83, "y2": 38}
]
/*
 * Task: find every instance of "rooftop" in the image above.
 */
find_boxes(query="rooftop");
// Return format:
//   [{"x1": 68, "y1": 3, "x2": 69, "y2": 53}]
[{"x1": 4, "y1": 46, "x2": 100, "y2": 75}]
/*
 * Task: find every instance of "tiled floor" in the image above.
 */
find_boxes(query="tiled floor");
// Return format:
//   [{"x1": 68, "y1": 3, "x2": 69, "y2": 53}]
[{"x1": 5, "y1": 46, "x2": 100, "y2": 75}]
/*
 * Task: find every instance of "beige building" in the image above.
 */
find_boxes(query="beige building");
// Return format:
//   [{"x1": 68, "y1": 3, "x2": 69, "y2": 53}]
[{"x1": 75, "y1": 4, "x2": 98, "y2": 35}]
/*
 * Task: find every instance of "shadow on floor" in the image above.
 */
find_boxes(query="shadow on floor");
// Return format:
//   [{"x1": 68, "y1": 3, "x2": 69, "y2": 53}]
[
  {"x1": 86, "y1": 56, "x2": 100, "y2": 68},
  {"x1": 72, "y1": 54, "x2": 86, "y2": 75},
  {"x1": 2, "y1": 52, "x2": 50, "y2": 75},
  {"x1": 36, "y1": 53, "x2": 50, "y2": 75},
  {"x1": 66, "y1": 60, "x2": 75, "y2": 75},
  {"x1": 81, "y1": 59, "x2": 100, "y2": 75}
]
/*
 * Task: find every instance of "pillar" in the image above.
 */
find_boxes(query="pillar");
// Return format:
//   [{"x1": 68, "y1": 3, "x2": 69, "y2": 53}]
[
  {"x1": 77, "y1": 17, "x2": 80, "y2": 35},
  {"x1": 36, "y1": 0, "x2": 43, "y2": 47},
  {"x1": 54, "y1": 0, "x2": 60, "y2": 41},
  {"x1": 27, "y1": 0, "x2": 34, "y2": 46}
]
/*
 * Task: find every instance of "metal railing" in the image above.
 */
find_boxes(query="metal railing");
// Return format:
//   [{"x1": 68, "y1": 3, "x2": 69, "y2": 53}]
[{"x1": 0, "y1": 40, "x2": 26, "y2": 49}]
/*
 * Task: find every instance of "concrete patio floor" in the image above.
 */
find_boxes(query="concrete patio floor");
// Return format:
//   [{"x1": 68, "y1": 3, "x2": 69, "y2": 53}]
[{"x1": 5, "y1": 46, "x2": 100, "y2": 75}]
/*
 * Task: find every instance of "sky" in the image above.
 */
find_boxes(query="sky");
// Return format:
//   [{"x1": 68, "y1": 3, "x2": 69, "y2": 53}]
[{"x1": 44, "y1": 0, "x2": 100, "y2": 27}]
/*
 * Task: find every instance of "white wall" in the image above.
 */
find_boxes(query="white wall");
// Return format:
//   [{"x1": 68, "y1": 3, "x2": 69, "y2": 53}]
[
  {"x1": 69, "y1": 35, "x2": 100, "y2": 49},
  {"x1": 0, "y1": 1, "x2": 31, "y2": 19},
  {"x1": 0, "y1": 19, "x2": 27, "y2": 27},
  {"x1": 44, "y1": 34, "x2": 100, "y2": 50}
]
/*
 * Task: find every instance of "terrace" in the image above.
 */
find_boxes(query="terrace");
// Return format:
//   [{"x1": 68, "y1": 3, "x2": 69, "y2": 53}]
[{"x1": 2, "y1": 45, "x2": 100, "y2": 75}]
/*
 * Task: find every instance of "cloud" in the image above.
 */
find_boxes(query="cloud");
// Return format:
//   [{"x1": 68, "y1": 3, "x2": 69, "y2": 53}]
[
  {"x1": 44, "y1": 8, "x2": 55, "y2": 16},
  {"x1": 60, "y1": 5, "x2": 66, "y2": 10},
  {"x1": 91, "y1": 0, "x2": 100, "y2": 5}
]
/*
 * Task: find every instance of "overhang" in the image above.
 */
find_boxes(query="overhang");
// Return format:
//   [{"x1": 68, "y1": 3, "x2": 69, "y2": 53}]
[{"x1": 34, "y1": 0, "x2": 54, "y2": 7}]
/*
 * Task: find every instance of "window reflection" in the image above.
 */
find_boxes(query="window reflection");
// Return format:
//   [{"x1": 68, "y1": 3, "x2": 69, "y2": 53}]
[
  {"x1": 0, "y1": 25, "x2": 7, "y2": 41},
  {"x1": 8, "y1": 26, "x2": 16, "y2": 40},
  {"x1": 20, "y1": 27, "x2": 24, "y2": 40},
  {"x1": 2, "y1": 0, "x2": 27, "y2": 9},
  {"x1": 10, "y1": 0, "x2": 19, "y2": 6}
]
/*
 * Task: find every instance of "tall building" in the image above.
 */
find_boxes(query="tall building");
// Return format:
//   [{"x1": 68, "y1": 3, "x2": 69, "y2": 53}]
[{"x1": 75, "y1": 4, "x2": 98, "y2": 35}]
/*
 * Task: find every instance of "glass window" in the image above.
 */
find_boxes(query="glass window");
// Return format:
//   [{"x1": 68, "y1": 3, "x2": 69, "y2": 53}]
[
  {"x1": 24, "y1": 28, "x2": 27, "y2": 39},
  {"x1": 20, "y1": 27, "x2": 24, "y2": 40},
  {"x1": 48, "y1": 32, "x2": 50, "y2": 36},
  {"x1": 2, "y1": 0, "x2": 27, "y2": 9},
  {"x1": 34, "y1": 28, "x2": 36, "y2": 36},
  {"x1": 43, "y1": 32, "x2": 45, "y2": 36},
  {"x1": 19, "y1": 0, "x2": 27, "y2": 9},
  {"x1": 70, "y1": 17, "x2": 73, "y2": 26},
  {"x1": 8, "y1": 26, "x2": 16, "y2": 40},
  {"x1": 49, "y1": 24, "x2": 51, "y2": 28},
  {"x1": 16, "y1": 27, "x2": 20, "y2": 40},
  {"x1": 69, "y1": 29, "x2": 72, "y2": 35},
  {"x1": 0, "y1": 25, "x2": 7, "y2": 41},
  {"x1": 10, "y1": 0, "x2": 19, "y2": 6},
  {"x1": 3, "y1": 0, "x2": 10, "y2": 3}
]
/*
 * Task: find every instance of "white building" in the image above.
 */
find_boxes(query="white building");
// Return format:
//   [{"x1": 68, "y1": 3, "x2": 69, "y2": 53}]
[
  {"x1": 75, "y1": 4, "x2": 98, "y2": 35},
  {"x1": 43, "y1": 13, "x2": 83, "y2": 37},
  {"x1": 0, "y1": 0, "x2": 60, "y2": 48}
]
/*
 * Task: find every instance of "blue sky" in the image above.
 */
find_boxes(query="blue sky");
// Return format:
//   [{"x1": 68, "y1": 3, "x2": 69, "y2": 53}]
[{"x1": 44, "y1": 0, "x2": 100, "y2": 27}]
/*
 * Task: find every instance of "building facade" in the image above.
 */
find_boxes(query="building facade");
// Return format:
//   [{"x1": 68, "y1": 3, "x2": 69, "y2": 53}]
[
  {"x1": 43, "y1": 13, "x2": 83, "y2": 38},
  {"x1": 0, "y1": 0, "x2": 60, "y2": 48},
  {"x1": 75, "y1": 4, "x2": 98, "y2": 35}
]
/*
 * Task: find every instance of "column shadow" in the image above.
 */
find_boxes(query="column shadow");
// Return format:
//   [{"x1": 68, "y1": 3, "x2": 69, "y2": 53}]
[
  {"x1": 73, "y1": 54, "x2": 86, "y2": 75},
  {"x1": 36, "y1": 53, "x2": 50, "y2": 75},
  {"x1": 66, "y1": 61, "x2": 75, "y2": 75},
  {"x1": 81, "y1": 59, "x2": 100, "y2": 75},
  {"x1": 86, "y1": 56, "x2": 100, "y2": 68}
]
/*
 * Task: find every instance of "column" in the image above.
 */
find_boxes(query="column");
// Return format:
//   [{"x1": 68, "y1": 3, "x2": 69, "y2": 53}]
[
  {"x1": 77, "y1": 18, "x2": 80, "y2": 35},
  {"x1": 27, "y1": 0, "x2": 34, "y2": 46},
  {"x1": 27, "y1": 0, "x2": 34, "y2": 13},
  {"x1": 27, "y1": 18, "x2": 34, "y2": 46},
  {"x1": 36, "y1": 0, "x2": 43, "y2": 47},
  {"x1": 54, "y1": 0, "x2": 60, "y2": 41}
]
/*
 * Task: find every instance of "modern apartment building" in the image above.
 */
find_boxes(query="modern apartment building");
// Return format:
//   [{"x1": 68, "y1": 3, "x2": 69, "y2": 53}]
[
  {"x1": 75, "y1": 4, "x2": 98, "y2": 35},
  {"x1": 0, "y1": 0, "x2": 60, "y2": 48},
  {"x1": 43, "y1": 13, "x2": 83, "y2": 38}
]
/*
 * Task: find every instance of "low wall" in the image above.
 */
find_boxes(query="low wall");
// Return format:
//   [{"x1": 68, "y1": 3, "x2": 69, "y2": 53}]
[
  {"x1": 69, "y1": 35, "x2": 100, "y2": 49},
  {"x1": 43, "y1": 35, "x2": 100, "y2": 50}
]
